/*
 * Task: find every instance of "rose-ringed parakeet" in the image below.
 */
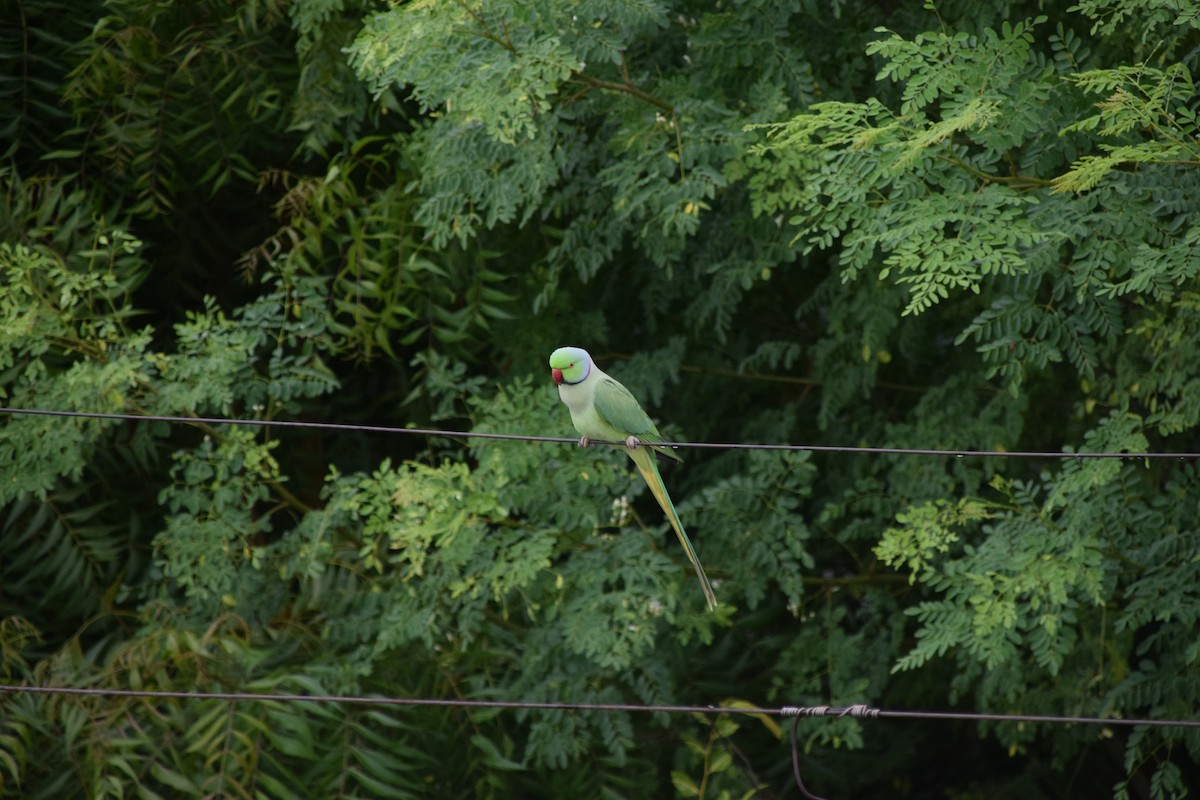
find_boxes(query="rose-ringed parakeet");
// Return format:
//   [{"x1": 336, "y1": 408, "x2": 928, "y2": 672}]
[{"x1": 549, "y1": 346, "x2": 717, "y2": 611}]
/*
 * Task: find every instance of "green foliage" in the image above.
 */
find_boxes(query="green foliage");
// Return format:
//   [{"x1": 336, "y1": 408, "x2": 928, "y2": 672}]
[
  {"x1": 875, "y1": 497, "x2": 992, "y2": 582},
  {"x1": 6, "y1": 0, "x2": 1200, "y2": 797},
  {"x1": 744, "y1": 0, "x2": 1200, "y2": 791},
  {"x1": 344, "y1": 0, "x2": 806, "y2": 301},
  {"x1": 350, "y1": 1, "x2": 581, "y2": 145},
  {"x1": 687, "y1": 449, "x2": 818, "y2": 610},
  {"x1": 1053, "y1": 63, "x2": 1199, "y2": 193},
  {"x1": 0, "y1": 0, "x2": 74, "y2": 162},
  {"x1": 671, "y1": 712, "x2": 773, "y2": 800},
  {"x1": 749, "y1": 16, "x2": 1059, "y2": 315},
  {"x1": 57, "y1": 0, "x2": 297, "y2": 216},
  {"x1": 289, "y1": 0, "x2": 384, "y2": 155},
  {"x1": 245, "y1": 148, "x2": 517, "y2": 366},
  {"x1": 1069, "y1": 0, "x2": 1200, "y2": 43}
]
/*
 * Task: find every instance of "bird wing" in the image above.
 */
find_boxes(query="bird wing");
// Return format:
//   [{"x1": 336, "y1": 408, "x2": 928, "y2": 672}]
[{"x1": 593, "y1": 377, "x2": 682, "y2": 463}]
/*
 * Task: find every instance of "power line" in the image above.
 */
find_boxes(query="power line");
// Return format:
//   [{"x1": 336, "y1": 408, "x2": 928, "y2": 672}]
[
  {"x1": 4, "y1": 686, "x2": 1195, "y2": 800},
  {"x1": 2, "y1": 685, "x2": 1197, "y2": 729},
  {"x1": 0, "y1": 407, "x2": 573, "y2": 446},
  {"x1": 0, "y1": 685, "x2": 725, "y2": 715},
  {"x1": 781, "y1": 704, "x2": 1200, "y2": 799},
  {"x1": 3, "y1": 406, "x2": 1198, "y2": 460},
  {"x1": 781, "y1": 703, "x2": 1200, "y2": 729}
]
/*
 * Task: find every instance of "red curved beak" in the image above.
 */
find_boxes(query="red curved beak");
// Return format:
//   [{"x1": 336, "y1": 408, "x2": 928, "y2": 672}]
[{"x1": 551, "y1": 368, "x2": 563, "y2": 384}]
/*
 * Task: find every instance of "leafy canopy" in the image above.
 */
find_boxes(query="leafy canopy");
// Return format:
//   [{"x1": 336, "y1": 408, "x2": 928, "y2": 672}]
[{"x1": 4, "y1": 0, "x2": 1200, "y2": 797}]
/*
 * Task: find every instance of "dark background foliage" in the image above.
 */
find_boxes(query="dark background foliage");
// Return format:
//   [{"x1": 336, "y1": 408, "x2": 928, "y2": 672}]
[{"x1": 3, "y1": 0, "x2": 1199, "y2": 797}]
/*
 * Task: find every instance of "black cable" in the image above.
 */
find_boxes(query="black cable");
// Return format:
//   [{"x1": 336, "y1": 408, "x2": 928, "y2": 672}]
[
  {"x1": 2, "y1": 686, "x2": 1195, "y2": 728},
  {"x1": 3, "y1": 407, "x2": 1197, "y2": 460},
  {"x1": 791, "y1": 716, "x2": 829, "y2": 800},
  {"x1": 6, "y1": 687, "x2": 1196, "y2": 800}
]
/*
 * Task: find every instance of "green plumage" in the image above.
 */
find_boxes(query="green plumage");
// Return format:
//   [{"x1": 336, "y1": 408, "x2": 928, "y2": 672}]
[{"x1": 550, "y1": 346, "x2": 717, "y2": 611}]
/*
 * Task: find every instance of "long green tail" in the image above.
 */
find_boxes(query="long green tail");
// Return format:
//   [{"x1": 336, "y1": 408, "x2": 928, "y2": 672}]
[{"x1": 629, "y1": 447, "x2": 718, "y2": 611}]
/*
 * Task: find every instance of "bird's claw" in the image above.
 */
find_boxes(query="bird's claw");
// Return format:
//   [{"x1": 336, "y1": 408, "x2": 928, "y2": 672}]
[{"x1": 578, "y1": 435, "x2": 642, "y2": 449}]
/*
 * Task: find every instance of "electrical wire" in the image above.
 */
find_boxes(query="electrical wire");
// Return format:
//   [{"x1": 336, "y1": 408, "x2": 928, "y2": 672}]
[
  {"x1": 2, "y1": 685, "x2": 1196, "y2": 800},
  {"x1": 780, "y1": 703, "x2": 1200, "y2": 728},
  {"x1": 3, "y1": 686, "x2": 1197, "y2": 799},
  {"x1": 5, "y1": 405, "x2": 1199, "y2": 795},
  {"x1": 779, "y1": 705, "x2": 1200, "y2": 799},
  {"x1": 3, "y1": 406, "x2": 1198, "y2": 460},
  {"x1": 791, "y1": 716, "x2": 829, "y2": 800},
  {"x1": 0, "y1": 685, "x2": 727, "y2": 715},
  {"x1": 2, "y1": 686, "x2": 1195, "y2": 729}
]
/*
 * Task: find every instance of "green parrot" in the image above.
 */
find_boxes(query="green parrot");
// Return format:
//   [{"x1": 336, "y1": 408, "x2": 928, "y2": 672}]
[{"x1": 549, "y1": 346, "x2": 717, "y2": 611}]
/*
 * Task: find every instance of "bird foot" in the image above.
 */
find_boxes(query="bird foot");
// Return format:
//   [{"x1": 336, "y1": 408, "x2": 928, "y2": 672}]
[
  {"x1": 625, "y1": 435, "x2": 642, "y2": 449},
  {"x1": 578, "y1": 436, "x2": 592, "y2": 448}
]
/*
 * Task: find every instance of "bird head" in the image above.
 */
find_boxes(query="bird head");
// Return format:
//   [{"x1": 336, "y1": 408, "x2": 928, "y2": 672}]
[{"x1": 549, "y1": 346, "x2": 592, "y2": 385}]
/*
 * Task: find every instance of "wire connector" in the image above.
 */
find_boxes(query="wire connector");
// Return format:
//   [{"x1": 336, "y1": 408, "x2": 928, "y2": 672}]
[{"x1": 781, "y1": 704, "x2": 880, "y2": 719}]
